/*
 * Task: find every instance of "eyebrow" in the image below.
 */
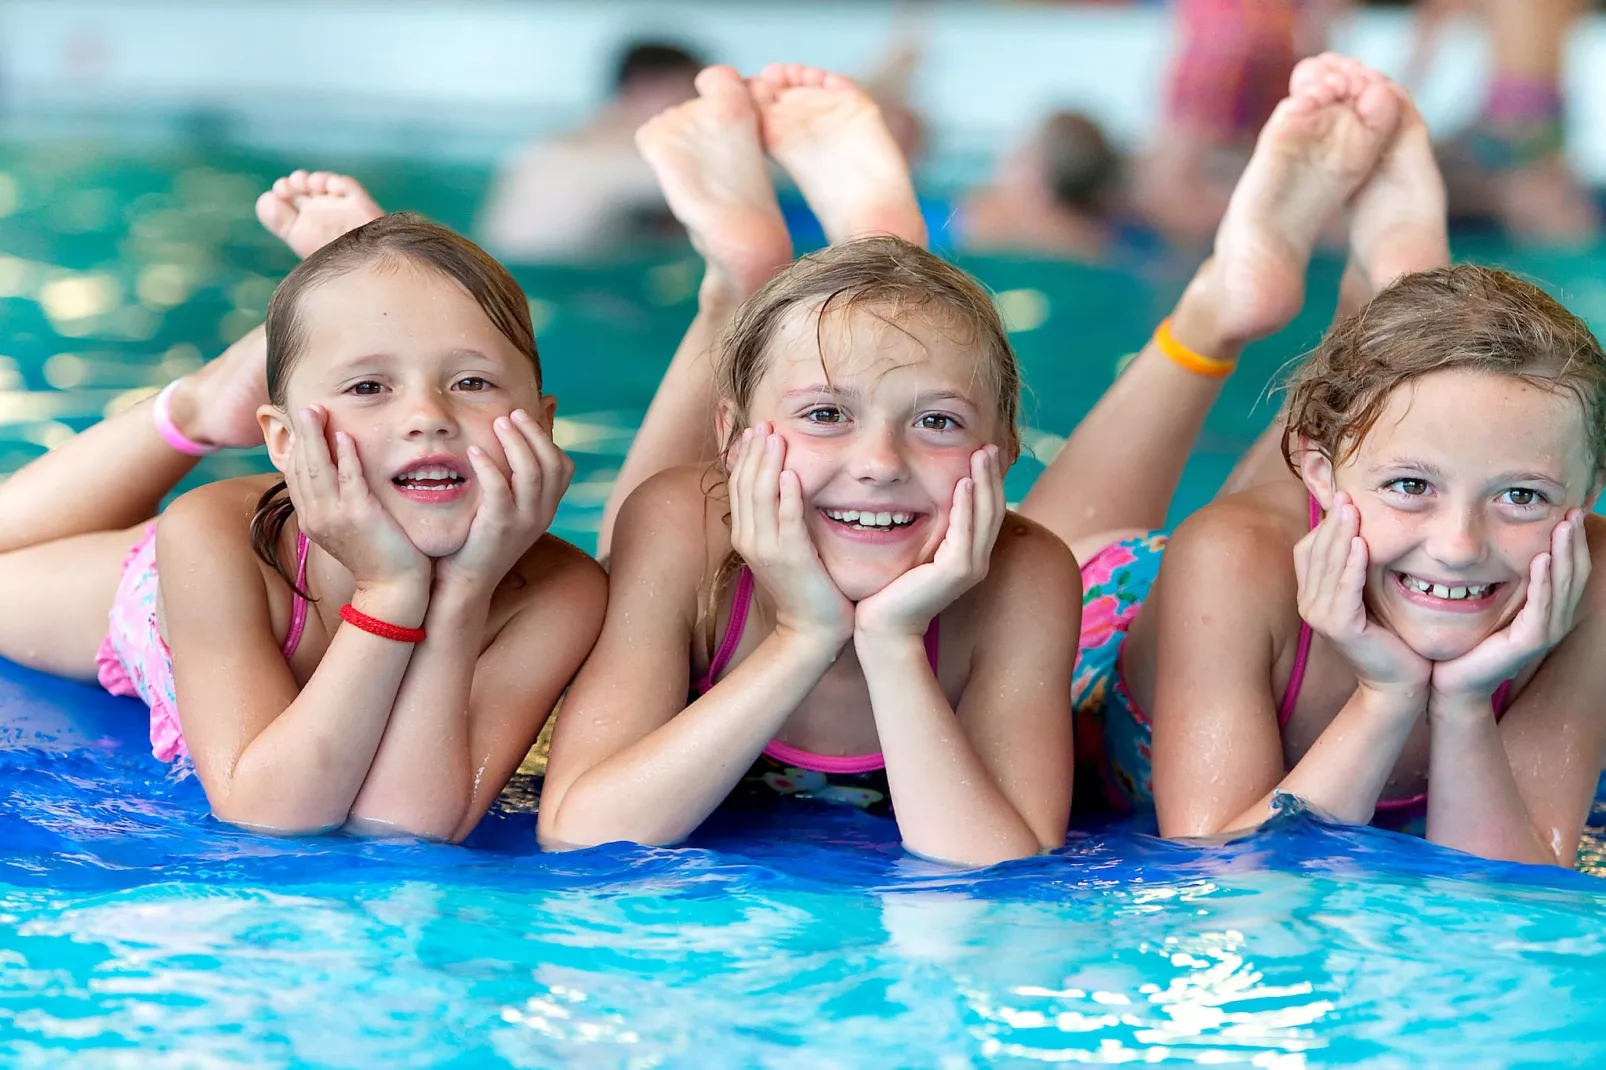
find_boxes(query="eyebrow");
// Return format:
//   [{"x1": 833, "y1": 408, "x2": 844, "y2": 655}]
[{"x1": 779, "y1": 384, "x2": 981, "y2": 408}]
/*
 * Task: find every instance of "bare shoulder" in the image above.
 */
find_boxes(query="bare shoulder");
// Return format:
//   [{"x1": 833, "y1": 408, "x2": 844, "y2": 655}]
[
  {"x1": 611, "y1": 464, "x2": 730, "y2": 577},
  {"x1": 964, "y1": 512, "x2": 1081, "y2": 631},
  {"x1": 157, "y1": 474, "x2": 281, "y2": 542},
  {"x1": 1166, "y1": 484, "x2": 1304, "y2": 594}
]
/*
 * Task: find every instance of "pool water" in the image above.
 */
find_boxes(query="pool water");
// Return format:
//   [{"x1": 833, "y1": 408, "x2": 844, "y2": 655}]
[{"x1": 3, "y1": 143, "x2": 1606, "y2": 1066}]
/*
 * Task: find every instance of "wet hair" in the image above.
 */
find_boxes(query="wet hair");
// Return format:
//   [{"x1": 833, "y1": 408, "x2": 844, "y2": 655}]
[
  {"x1": 1282, "y1": 264, "x2": 1606, "y2": 476},
  {"x1": 612, "y1": 40, "x2": 705, "y2": 93},
  {"x1": 1041, "y1": 111, "x2": 1120, "y2": 214},
  {"x1": 716, "y1": 235, "x2": 1021, "y2": 462},
  {"x1": 701, "y1": 235, "x2": 1021, "y2": 638},
  {"x1": 249, "y1": 212, "x2": 541, "y2": 596}
]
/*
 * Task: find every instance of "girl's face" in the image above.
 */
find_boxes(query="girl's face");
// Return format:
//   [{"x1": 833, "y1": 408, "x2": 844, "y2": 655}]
[
  {"x1": 1311, "y1": 368, "x2": 1597, "y2": 661},
  {"x1": 262, "y1": 260, "x2": 550, "y2": 558},
  {"x1": 729, "y1": 304, "x2": 1007, "y2": 602}
]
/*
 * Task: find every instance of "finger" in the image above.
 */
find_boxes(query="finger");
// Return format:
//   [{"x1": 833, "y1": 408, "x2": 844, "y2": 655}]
[
  {"x1": 332, "y1": 430, "x2": 367, "y2": 502},
  {"x1": 1320, "y1": 497, "x2": 1361, "y2": 606},
  {"x1": 751, "y1": 429, "x2": 785, "y2": 549},
  {"x1": 1338, "y1": 535, "x2": 1370, "y2": 628},
  {"x1": 943, "y1": 477, "x2": 975, "y2": 570},
  {"x1": 1521, "y1": 552, "x2": 1553, "y2": 645},
  {"x1": 468, "y1": 443, "x2": 513, "y2": 520},
  {"x1": 973, "y1": 446, "x2": 1005, "y2": 549},
  {"x1": 728, "y1": 428, "x2": 754, "y2": 548},
  {"x1": 777, "y1": 469, "x2": 808, "y2": 549},
  {"x1": 515, "y1": 408, "x2": 571, "y2": 512},
  {"x1": 495, "y1": 414, "x2": 540, "y2": 518}
]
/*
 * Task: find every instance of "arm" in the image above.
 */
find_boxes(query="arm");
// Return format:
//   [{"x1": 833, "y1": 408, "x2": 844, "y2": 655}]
[
  {"x1": 1425, "y1": 516, "x2": 1606, "y2": 866},
  {"x1": 539, "y1": 469, "x2": 843, "y2": 848},
  {"x1": 860, "y1": 518, "x2": 1079, "y2": 865},
  {"x1": 1151, "y1": 503, "x2": 1429, "y2": 835},
  {"x1": 348, "y1": 545, "x2": 608, "y2": 842},
  {"x1": 159, "y1": 484, "x2": 428, "y2": 834}
]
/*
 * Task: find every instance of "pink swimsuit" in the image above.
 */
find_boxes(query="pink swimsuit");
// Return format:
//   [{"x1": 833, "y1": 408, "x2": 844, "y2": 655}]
[
  {"x1": 690, "y1": 565, "x2": 938, "y2": 812},
  {"x1": 95, "y1": 525, "x2": 311, "y2": 761}
]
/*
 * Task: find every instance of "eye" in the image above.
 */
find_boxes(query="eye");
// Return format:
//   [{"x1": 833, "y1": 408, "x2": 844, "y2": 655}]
[
  {"x1": 1385, "y1": 478, "x2": 1429, "y2": 497},
  {"x1": 805, "y1": 406, "x2": 844, "y2": 424},
  {"x1": 454, "y1": 376, "x2": 492, "y2": 392},
  {"x1": 347, "y1": 380, "x2": 384, "y2": 396},
  {"x1": 1500, "y1": 487, "x2": 1549, "y2": 508},
  {"x1": 917, "y1": 413, "x2": 961, "y2": 431}
]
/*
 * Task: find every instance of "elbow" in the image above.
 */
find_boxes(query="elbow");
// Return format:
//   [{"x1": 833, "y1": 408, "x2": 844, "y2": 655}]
[
  {"x1": 346, "y1": 790, "x2": 474, "y2": 844},
  {"x1": 209, "y1": 796, "x2": 346, "y2": 838}
]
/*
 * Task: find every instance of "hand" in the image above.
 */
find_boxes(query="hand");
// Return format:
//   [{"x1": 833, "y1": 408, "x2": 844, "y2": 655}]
[
  {"x1": 1431, "y1": 510, "x2": 1591, "y2": 704},
  {"x1": 728, "y1": 423, "x2": 854, "y2": 647},
  {"x1": 1293, "y1": 491, "x2": 1431, "y2": 701},
  {"x1": 284, "y1": 406, "x2": 429, "y2": 591},
  {"x1": 855, "y1": 445, "x2": 1004, "y2": 642},
  {"x1": 435, "y1": 408, "x2": 573, "y2": 596}
]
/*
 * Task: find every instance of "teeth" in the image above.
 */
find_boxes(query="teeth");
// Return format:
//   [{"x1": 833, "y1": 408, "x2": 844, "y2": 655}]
[
  {"x1": 823, "y1": 508, "x2": 916, "y2": 529},
  {"x1": 1401, "y1": 575, "x2": 1492, "y2": 600}
]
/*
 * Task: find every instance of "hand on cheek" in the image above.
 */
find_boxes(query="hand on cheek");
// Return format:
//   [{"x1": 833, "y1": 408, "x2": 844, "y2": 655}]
[
  {"x1": 1431, "y1": 509, "x2": 1591, "y2": 705},
  {"x1": 854, "y1": 444, "x2": 1004, "y2": 643}
]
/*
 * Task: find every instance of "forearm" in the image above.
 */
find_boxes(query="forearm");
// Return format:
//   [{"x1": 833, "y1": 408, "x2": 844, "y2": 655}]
[
  {"x1": 345, "y1": 585, "x2": 491, "y2": 840},
  {"x1": 1426, "y1": 696, "x2": 1559, "y2": 866},
  {"x1": 859, "y1": 635, "x2": 1043, "y2": 865},
  {"x1": 1217, "y1": 686, "x2": 1424, "y2": 833},
  {"x1": 543, "y1": 631, "x2": 839, "y2": 848},
  {"x1": 218, "y1": 582, "x2": 427, "y2": 833},
  {"x1": 599, "y1": 287, "x2": 743, "y2": 558}
]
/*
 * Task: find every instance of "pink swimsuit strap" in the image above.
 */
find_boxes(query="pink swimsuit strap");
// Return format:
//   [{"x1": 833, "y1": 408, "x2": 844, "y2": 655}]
[
  {"x1": 693, "y1": 565, "x2": 938, "y2": 774},
  {"x1": 280, "y1": 531, "x2": 311, "y2": 660}
]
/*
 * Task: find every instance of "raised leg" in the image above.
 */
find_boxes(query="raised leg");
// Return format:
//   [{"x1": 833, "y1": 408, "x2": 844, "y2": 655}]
[{"x1": 1021, "y1": 54, "x2": 1400, "y2": 562}]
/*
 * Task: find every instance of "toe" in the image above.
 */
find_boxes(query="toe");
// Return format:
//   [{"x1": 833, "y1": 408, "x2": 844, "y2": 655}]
[
  {"x1": 306, "y1": 171, "x2": 332, "y2": 195},
  {"x1": 285, "y1": 169, "x2": 311, "y2": 194},
  {"x1": 255, "y1": 189, "x2": 296, "y2": 238},
  {"x1": 1355, "y1": 81, "x2": 1403, "y2": 137}
]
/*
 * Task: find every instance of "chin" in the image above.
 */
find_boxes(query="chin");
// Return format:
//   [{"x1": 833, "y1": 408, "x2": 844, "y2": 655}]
[
  {"x1": 826, "y1": 564, "x2": 906, "y2": 603},
  {"x1": 1392, "y1": 623, "x2": 1489, "y2": 663},
  {"x1": 396, "y1": 516, "x2": 472, "y2": 559}
]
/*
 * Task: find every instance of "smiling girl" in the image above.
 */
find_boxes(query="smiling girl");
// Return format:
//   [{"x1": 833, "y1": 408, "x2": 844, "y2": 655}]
[
  {"x1": 0, "y1": 175, "x2": 605, "y2": 840},
  {"x1": 538, "y1": 66, "x2": 1080, "y2": 866}
]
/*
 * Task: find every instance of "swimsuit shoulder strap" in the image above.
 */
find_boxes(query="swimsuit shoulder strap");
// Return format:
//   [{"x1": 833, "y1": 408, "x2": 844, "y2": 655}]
[
  {"x1": 1278, "y1": 493, "x2": 1324, "y2": 728},
  {"x1": 693, "y1": 565, "x2": 755, "y2": 694},
  {"x1": 281, "y1": 531, "x2": 311, "y2": 660}
]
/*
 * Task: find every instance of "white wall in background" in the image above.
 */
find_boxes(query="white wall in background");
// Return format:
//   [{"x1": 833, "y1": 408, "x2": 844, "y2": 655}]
[{"x1": 0, "y1": 0, "x2": 1603, "y2": 181}]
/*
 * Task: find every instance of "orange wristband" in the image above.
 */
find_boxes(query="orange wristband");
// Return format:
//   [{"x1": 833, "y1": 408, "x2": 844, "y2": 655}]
[{"x1": 1154, "y1": 318, "x2": 1236, "y2": 378}]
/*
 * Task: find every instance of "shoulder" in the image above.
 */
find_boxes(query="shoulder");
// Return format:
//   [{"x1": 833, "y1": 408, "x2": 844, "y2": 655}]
[
  {"x1": 965, "y1": 512, "x2": 1082, "y2": 635},
  {"x1": 1164, "y1": 486, "x2": 1303, "y2": 594},
  {"x1": 611, "y1": 465, "x2": 728, "y2": 574},
  {"x1": 507, "y1": 534, "x2": 609, "y2": 624},
  {"x1": 158, "y1": 474, "x2": 280, "y2": 539}
]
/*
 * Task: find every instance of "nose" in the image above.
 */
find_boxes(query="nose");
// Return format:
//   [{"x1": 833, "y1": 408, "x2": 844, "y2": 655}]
[
  {"x1": 402, "y1": 387, "x2": 459, "y2": 440},
  {"x1": 1424, "y1": 503, "x2": 1488, "y2": 571},
  {"x1": 849, "y1": 424, "x2": 910, "y2": 486}
]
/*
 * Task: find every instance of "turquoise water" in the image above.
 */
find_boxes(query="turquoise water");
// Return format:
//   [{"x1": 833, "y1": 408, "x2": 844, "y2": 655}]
[{"x1": 3, "y1": 143, "x2": 1606, "y2": 1066}]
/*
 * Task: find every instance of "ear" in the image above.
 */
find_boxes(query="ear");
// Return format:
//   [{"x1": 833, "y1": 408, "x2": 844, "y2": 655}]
[
  {"x1": 536, "y1": 392, "x2": 557, "y2": 432},
  {"x1": 715, "y1": 399, "x2": 739, "y2": 465},
  {"x1": 1295, "y1": 435, "x2": 1337, "y2": 510},
  {"x1": 259, "y1": 404, "x2": 293, "y2": 475},
  {"x1": 1585, "y1": 470, "x2": 1605, "y2": 513}
]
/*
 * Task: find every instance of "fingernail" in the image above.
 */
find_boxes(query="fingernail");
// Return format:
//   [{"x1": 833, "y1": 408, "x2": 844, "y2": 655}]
[
  {"x1": 512, "y1": 409, "x2": 530, "y2": 424},
  {"x1": 469, "y1": 445, "x2": 483, "y2": 457},
  {"x1": 495, "y1": 416, "x2": 511, "y2": 432}
]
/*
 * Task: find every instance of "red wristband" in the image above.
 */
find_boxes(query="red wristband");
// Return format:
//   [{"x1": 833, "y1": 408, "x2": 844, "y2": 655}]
[{"x1": 339, "y1": 603, "x2": 427, "y2": 644}]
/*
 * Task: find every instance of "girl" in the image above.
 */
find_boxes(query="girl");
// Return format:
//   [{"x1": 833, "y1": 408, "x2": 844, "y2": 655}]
[
  {"x1": 1028, "y1": 55, "x2": 1606, "y2": 867},
  {"x1": 0, "y1": 173, "x2": 606, "y2": 841},
  {"x1": 539, "y1": 66, "x2": 1081, "y2": 867}
]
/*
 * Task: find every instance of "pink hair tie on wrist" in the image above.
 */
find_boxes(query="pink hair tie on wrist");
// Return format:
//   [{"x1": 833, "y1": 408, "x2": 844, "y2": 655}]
[{"x1": 153, "y1": 380, "x2": 220, "y2": 456}]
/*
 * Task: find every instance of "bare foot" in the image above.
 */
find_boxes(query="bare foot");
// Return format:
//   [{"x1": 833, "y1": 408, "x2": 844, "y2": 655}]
[
  {"x1": 1347, "y1": 89, "x2": 1450, "y2": 293},
  {"x1": 1205, "y1": 53, "x2": 1401, "y2": 344},
  {"x1": 165, "y1": 325, "x2": 270, "y2": 450},
  {"x1": 636, "y1": 65, "x2": 793, "y2": 301},
  {"x1": 255, "y1": 170, "x2": 385, "y2": 260},
  {"x1": 748, "y1": 63, "x2": 926, "y2": 247}
]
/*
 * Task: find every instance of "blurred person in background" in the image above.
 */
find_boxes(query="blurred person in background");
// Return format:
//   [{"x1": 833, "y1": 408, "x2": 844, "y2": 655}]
[
  {"x1": 479, "y1": 39, "x2": 706, "y2": 260},
  {"x1": 958, "y1": 110, "x2": 1121, "y2": 261}
]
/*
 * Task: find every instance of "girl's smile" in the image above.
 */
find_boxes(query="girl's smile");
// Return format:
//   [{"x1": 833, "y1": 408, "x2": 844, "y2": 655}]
[
  {"x1": 1326, "y1": 368, "x2": 1595, "y2": 661},
  {"x1": 736, "y1": 304, "x2": 1005, "y2": 601}
]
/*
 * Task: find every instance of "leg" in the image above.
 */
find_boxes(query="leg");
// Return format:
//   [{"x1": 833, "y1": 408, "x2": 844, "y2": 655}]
[
  {"x1": 1221, "y1": 78, "x2": 1452, "y2": 498},
  {"x1": 749, "y1": 63, "x2": 928, "y2": 246},
  {"x1": 598, "y1": 66, "x2": 794, "y2": 558},
  {"x1": 255, "y1": 169, "x2": 385, "y2": 259},
  {"x1": 1022, "y1": 54, "x2": 1400, "y2": 562},
  {"x1": 0, "y1": 526, "x2": 148, "y2": 680}
]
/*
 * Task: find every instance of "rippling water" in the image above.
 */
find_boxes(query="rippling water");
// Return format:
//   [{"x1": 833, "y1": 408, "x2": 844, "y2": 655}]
[{"x1": 4, "y1": 658, "x2": 1606, "y2": 1066}]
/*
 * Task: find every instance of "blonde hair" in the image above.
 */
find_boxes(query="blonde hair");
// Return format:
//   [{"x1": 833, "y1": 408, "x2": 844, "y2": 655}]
[{"x1": 1283, "y1": 264, "x2": 1606, "y2": 473}]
